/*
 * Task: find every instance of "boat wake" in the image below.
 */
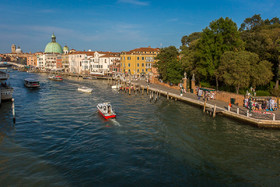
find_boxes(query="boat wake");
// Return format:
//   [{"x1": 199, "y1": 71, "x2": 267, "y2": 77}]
[{"x1": 110, "y1": 118, "x2": 121, "y2": 126}]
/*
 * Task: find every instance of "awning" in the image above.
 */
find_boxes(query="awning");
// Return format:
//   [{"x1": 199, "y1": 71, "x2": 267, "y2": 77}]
[{"x1": 199, "y1": 87, "x2": 215, "y2": 91}]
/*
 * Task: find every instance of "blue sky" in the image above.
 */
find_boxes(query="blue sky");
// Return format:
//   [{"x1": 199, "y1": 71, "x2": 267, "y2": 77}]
[{"x1": 0, "y1": 0, "x2": 279, "y2": 53}]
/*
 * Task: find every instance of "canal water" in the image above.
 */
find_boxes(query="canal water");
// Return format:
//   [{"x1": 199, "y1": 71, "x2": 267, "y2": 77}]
[{"x1": 1, "y1": 70, "x2": 280, "y2": 186}]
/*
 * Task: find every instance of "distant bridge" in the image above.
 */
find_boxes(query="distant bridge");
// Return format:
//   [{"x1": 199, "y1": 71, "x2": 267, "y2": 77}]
[{"x1": 0, "y1": 62, "x2": 25, "y2": 68}]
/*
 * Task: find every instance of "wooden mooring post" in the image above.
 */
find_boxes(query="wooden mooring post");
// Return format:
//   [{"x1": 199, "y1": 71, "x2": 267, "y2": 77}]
[
  {"x1": 12, "y1": 98, "x2": 15, "y2": 124},
  {"x1": 203, "y1": 99, "x2": 207, "y2": 112},
  {"x1": 213, "y1": 104, "x2": 216, "y2": 118}
]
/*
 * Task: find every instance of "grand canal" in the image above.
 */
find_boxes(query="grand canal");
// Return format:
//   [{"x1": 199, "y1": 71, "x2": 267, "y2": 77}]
[{"x1": 1, "y1": 70, "x2": 280, "y2": 186}]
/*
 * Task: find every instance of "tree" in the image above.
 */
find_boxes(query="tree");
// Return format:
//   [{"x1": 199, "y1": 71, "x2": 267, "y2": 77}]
[
  {"x1": 219, "y1": 51, "x2": 273, "y2": 94},
  {"x1": 196, "y1": 17, "x2": 244, "y2": 90},
  {"x1": 251, "y1": 60, "x2": 273, "y2": 88},
  {"x1": 241, "y1": 21, "x2": 280, "y2": 89},
  {"x1": 166, "y1": 58, "x2": 183, "y2": 84},
  {"x1": 181, "y1": 32, "x2": 201, "y2": 47},
  {"x1": 239, "y1": 14, "x2": 263, "y2": 31},
  {"x1": 154, "y1": 46, "x2": 180, "y2": 83}
]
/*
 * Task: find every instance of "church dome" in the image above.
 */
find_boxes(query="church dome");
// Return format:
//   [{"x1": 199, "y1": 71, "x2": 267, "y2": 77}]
[
  {"x1": 16, "y1": 46, "x2": 22, "y2": 53},
  {"x1": 44, "y1": 33, "x2": 63, "y2": 54}
]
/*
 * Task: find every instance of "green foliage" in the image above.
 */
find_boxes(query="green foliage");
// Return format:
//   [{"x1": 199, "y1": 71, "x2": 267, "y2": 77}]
[
  {"x1": 256, "y1": 90, "x2": 271, "y2": 96},
  {"x1": 181, "y1": 32, "x2": 201, "y2": 47},
  {"x1": 219, "y1": 51, "x2": 252, "y2": 94},
  {"x1": 240, "y1": 15, "x2": 280, "y2": 88},
  {"x1": 219, "y1": 51, "x2": 273, "y2": 94},
  {"x1": 200, "y1": 81, "x2": 212, "y2": 88},
  {"x1": 166, "y1": 58, "x2": 183, "y2": 84},
  {"x1": 155, "y1": 46, "x2": 182, "y2": 84},
  {"x1": 195, "y1": 17, "x2": 244, "y2": 89}
]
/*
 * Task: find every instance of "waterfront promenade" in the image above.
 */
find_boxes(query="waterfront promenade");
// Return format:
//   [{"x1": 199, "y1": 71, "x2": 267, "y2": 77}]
[{"x1": 126, "y1": 79, "x2": 280, "y2": 128}]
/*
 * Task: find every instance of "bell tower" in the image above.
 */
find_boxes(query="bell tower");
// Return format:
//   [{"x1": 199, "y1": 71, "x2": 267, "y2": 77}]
[{"x1": 11, "y1": 44, "x2": 16, "y2": 53}]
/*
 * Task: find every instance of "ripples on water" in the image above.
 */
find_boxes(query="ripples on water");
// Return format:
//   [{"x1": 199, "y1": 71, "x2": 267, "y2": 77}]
[{"x1": 1, "y1": 71, "x2": 280, "y2": 186}]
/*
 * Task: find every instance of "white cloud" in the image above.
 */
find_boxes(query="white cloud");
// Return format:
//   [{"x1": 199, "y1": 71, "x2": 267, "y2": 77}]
[{"x1": 117, "y1": 0, "x2": 149, "y2": 6}]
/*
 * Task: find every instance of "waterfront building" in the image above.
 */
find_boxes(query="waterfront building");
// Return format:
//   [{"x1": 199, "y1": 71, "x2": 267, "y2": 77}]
[
  {"x1": 120, "y1": 47, "x2": 160, "y2": 75},
  {"x1": 62, "y1": 53, "x2": 70, "y2": 72},
  {"x1": 69, "y1": 51, "x2": 93, "y2": 74},
  {"x1": 90, "y1": 52, "x2": 120, "y2": 74},
  {"x1": 109, "y1": 59, "x2": 121, "y2": 73},
  {"x1": 27, "y1": 53, "x2": 38, "y2": 67},
  {"x1": 70, "y1": 51, "x2": 120, "y2": 74}
]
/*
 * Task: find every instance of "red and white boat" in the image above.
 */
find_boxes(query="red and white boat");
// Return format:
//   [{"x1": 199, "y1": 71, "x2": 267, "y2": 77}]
[
  {"x1": 97, "y1": 102, "x2": 116, "y2": 119},
  {"x1": 48, "y1": 75, "x2": 63, "y2": 81}
]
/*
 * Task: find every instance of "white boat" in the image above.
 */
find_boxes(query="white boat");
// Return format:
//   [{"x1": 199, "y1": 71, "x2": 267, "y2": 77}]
[
  {"x1": 48, "y1": 75, "x2": 63, "y2": 81},
  {"x1": 90, "y1": 72, "x2": 104, "y2": 76},
  {"x1": 78, "y1": 86, "x2": 93, "y2": 93},
  {"x1": 112, "y1": 84, "x2": 121, "y2": 89},
  {"x1": 97, "y1": 102, "x2": 116, "y2": 119}
]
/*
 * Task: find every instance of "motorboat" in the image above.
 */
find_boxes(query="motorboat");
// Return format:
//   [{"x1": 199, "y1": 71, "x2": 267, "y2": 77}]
[
  {"x1": 112, "y1": 84, "x2": 121, "y2": 89},
  {"x1": 97, "y1": 102, "x2": 116, "y2": 119},
  {"x1": 78, "y1": 86, "x2": 93, "y2": 93},
  {"x1": 48, "y1": 75, "x2": 63, "y2": 81},
  {"x1": 24, "y1": 78, "x2": 40, "y2": 88}
]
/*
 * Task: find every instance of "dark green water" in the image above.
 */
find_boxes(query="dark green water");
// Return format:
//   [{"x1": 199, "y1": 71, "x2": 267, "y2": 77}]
[{"x1": 1, "y1": 70, "x2": 280, "y2": 186}]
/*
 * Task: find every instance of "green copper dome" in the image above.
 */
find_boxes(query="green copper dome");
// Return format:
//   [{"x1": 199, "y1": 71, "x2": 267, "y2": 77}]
[{"x1": 44, "y1": 33, "x2": 63, "y2": 54}]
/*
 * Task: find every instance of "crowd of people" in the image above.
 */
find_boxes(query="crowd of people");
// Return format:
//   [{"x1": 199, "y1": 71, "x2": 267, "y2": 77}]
[
  {"x1": 244, "y1": 97, "x2": 277, "y2": 111},
  {"x1": 196, "y1": 88, "x2": 215, "y2": 100}
]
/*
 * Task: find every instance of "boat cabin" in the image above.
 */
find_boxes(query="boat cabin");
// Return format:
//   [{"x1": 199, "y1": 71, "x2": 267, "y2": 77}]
[{"x1": 24, "y1": 78, "x2": 40, "y2": 88}]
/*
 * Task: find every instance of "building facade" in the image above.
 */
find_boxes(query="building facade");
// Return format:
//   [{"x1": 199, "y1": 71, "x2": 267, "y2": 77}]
[{"x1": 120, "y1": 47, "x2": 160, "y2": 75}]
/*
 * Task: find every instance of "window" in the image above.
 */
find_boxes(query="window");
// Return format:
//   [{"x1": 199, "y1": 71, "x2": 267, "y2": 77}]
[
  {"x1": 137, "y1": 57, "x2": 139, "y2": 60},
  {"x1": 142, "y1": 63, "x2": 144, "y2": 67},
  {"x1": 128, "y1": 63, "x2": 130, "y2": 67},
  {"x1": 142, "y1": 69, "x2": 144, "y2": 72},
  {"x1": 137, "y1": 69, "x2": 139, "y2": 73},
  {"x1": 137, "y1": 63, "x2": 139, "y2": 67},
  {"x1": 128, "y1": 57, "x2": 131, "y2": 60},
  {"x1": 142, "y1": 57, "x2": 144, "y2": 60}
]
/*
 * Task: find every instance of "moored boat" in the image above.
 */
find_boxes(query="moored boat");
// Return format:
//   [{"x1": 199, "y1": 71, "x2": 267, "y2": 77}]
[
  {"x1": 24, "y1": 78, "x2": 40, "y2": 88},
  {"x1": 97, "y1": 102, "x2": 116, "y2": 119},
  {"x1": 78, "y1": 86, "x2": 93, "y2": 93},
  {"x1": 0, "y1": 71, "x2": 9, "y2": 80},
  {"x1": 48, "y1": 75, "x2": 63, "y2": 81},
  {"x1": 0, "y1": 84, "x2": 13, "y2": 101},
  {"x1": 112, "y1": 84, "x2": 121, "y2": 89}
]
